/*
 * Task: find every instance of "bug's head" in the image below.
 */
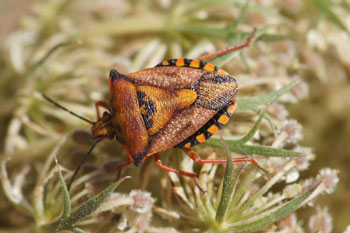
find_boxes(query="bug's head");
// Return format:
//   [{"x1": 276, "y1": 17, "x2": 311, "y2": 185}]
[
  {"x1": 91, "y1": 111, "x2": 115, "y2": 141},
  {"x1": 42, "y1": 94, "x2": 113, "y2": 190}
]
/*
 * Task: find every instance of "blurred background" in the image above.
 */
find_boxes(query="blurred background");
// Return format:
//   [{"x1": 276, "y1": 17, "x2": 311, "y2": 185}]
[{"x1": 0, "y1": 0, "x2": 349, "y2": 232}]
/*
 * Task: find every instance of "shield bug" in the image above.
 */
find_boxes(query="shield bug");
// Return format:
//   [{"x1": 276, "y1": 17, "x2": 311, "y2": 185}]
[{"x1": 44, "y1": 29, "x2": 264, "y2": 191}]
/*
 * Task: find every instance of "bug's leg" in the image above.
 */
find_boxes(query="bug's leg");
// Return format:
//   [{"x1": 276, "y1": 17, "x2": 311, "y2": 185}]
[
  {"x1": 154, "y1": 154, "x2": 205, "y2": 192},
  {"x1": 95, "y1": 100, "x2": 109, "y2": 119},
  {"x1": 197, "y1": 28, "x2": 256, "y2": 61},
  {"x1": 183, "y1": 148, "x2": 267, "y2": 173},
  {"x1": 116, "y1": 161, "x2": 132, "y2": 179}
]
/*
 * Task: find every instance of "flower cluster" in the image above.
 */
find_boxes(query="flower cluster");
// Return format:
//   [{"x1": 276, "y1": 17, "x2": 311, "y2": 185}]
[{"x1": 1, "y1": 0, "x2": 348, "y2": 232}]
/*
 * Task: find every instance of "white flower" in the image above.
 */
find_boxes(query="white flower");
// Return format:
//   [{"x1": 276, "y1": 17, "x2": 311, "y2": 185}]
[
  {"x1": 309, "y1": 206, "x2": 333, "y2": 233},
  {"x1": 316, "y1": 168, "x2": 339, "y2": 194}
]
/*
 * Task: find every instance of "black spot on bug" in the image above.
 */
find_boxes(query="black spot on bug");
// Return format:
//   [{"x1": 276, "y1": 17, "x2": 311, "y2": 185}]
[
  {"x1": 137, "y1": 91, "x2": 157, "y2": 130},
  {"x1": 184, "y1": 58, "x2": 191, "y2": 67},
  {"x1": 168, "y1": 59, "x2": 177, "y2": 66},
  {"x1": 199, "y1": 60, "x2": 207, "y2": 69},
  {"x1": 137, "y1": 91, "x2": 146, "y2": 99}
]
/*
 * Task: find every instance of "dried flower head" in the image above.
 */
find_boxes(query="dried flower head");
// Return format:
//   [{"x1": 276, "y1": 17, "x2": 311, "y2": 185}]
[
  {"x1": 279, "y1": 119, "x2": 304, "y2": 144},
  {"x1": 276, "y1": 213, "x2": 304, "y2": 232},
  {"x1": 130, "y1": 190, "x2": 154, "y2": 214},
  {"x1": 293, "y1": 146, "x2": 315, "y2": 171},
  {"x1": 309, "y1": 206, "x2": 333, "y2": 233},
  {"x1": 316, "y1": 168, "x2": 339, "y2": 194},
  {"x1": 267, "y1": 102, "x2": 289, "y2": 120}
]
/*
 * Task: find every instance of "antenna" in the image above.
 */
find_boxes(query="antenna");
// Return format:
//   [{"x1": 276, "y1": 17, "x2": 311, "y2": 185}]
[
  {"x1": 42, "y1": 93, "x2": 95, "y2": 125},
  {"x1": 67, "y1": 139, "x2": 100, "y2": 190}
]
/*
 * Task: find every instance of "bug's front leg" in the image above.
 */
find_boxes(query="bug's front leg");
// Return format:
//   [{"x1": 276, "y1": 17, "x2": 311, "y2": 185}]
[
  {"x1": 183, "y1": 148, "x2": 267, "y2": 173},
  {"x1": 154, "y1": 153, "x2": 206, "y2": 192},
  {"x1": 95, "y1": 100, "x2": 109, "y2": 119},
  {"x1": 197, "y1": 28, "x2": 257, "y2": 61}
]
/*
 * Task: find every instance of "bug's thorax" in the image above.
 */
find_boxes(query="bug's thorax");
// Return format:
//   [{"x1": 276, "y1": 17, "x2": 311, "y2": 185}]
[
  {"x1": 91, "y1": 111, "x2": 115, "y2": 141},
  {"x1": 108, "y1": 70, "x2": 197, "y2": 165}
]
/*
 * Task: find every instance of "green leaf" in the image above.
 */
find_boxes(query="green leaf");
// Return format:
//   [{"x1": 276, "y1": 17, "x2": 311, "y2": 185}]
[
  {"x1": 56, "y1": 176, "x2": 130, "y2": 231},
  {"x1": 237, "y1": 81, "x2": 299, "y2": 112},
  {"x1": 227, "y1": 170, "x2": 259, "y2": 214},
  {"x1": 206, "y1": 137, "x2": 300, "y2": 158},
  {"x1": 312, "y1": 0, "x2": 350, "y2": 33},
  {"x1": 232, "y1": 111, "x2": 275, "y2": 144},
  {"x1": 215, "y1": 136, "x2": 236, "y2": 224},
  {"x1": 238, "y1": 114, "x2": 264, "y2": 143},
  {"x1": 55, "y1": 157, "x2": 71, "y2": 220},
  {"x1": 235, "y1": 144, "x2": 300, "y2": 157},
  {"x1": 227, "y1": 183, "x2": 321, "y2": 232},
  {"x1": 258, "y1": 33, "x2": 294, "y2": 42}
]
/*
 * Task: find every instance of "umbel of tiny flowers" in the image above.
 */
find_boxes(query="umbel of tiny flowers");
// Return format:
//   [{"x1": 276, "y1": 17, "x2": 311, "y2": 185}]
[
  {"x1": 1, "y1": 1, "x2": 346, "y2": 231},
  {"x1": 1, "y1": 81, "x2": 337, "y2": 233}
]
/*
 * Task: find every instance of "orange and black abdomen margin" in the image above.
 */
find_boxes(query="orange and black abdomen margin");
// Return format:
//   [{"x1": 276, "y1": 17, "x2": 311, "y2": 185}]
[
  {"x1": 155, "y1": 58, "x2": 219, "y2": 73},
  {"x1": 175, "y1": 100, "x2": 236, "y2": 148}
]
